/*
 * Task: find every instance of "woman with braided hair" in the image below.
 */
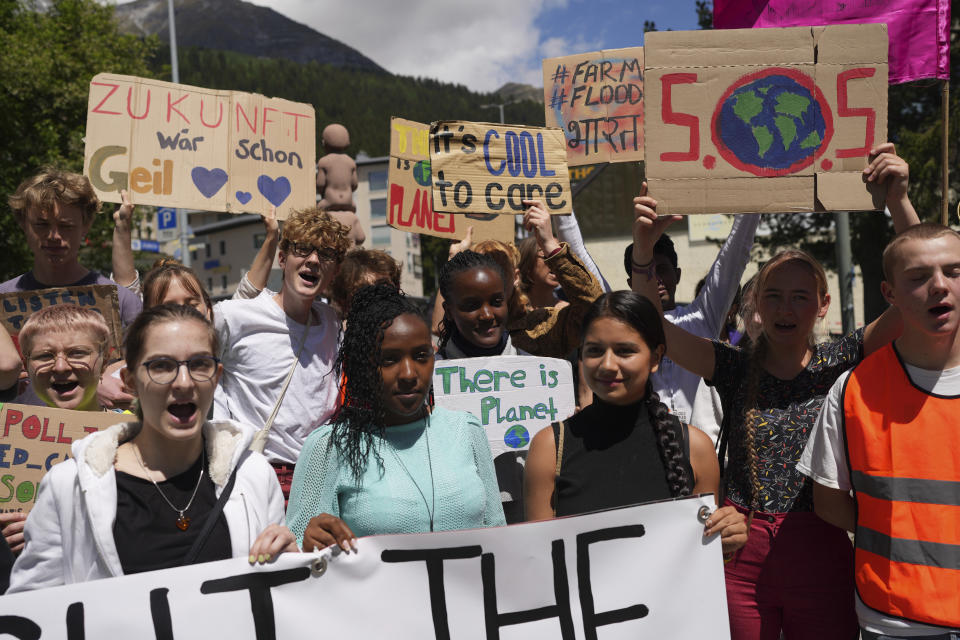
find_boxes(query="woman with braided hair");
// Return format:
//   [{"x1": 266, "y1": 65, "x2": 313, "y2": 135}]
[
  {"x1": 436, "y1": 249, "x2": 525, "y2": 359},
  {"x1": 524, "y1": 292, "x2": 747, "y2": 552},
  {"x1": 629, "y1": 143, "x2": 919, "y2": 640},
  {"x1": 285, "y1": 284, "x2": 505, "y2": 552}
]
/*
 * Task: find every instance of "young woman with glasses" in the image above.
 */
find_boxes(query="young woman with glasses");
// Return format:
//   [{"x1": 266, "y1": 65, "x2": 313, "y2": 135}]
[{"x1": 8, "y1": 304, "x2": 297, "y2": 592}]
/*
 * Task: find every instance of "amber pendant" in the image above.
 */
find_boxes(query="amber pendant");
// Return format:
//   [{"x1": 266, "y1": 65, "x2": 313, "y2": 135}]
[{"x1": 176, "y1": 513, "x2": 191, "y2": 531}]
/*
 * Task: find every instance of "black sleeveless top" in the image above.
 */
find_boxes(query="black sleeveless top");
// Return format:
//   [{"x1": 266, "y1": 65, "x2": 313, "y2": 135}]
[{"x1": 552, "y1": 397, "x2": 695, "y2": 517}]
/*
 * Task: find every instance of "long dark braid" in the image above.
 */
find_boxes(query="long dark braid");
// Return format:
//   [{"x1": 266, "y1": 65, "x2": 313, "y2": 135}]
[
  {"x1": 646, "y1": 384, "x2": 692, "y2": 497},
  {"x1": 582, "y1": 291, "x2": 693, "y2": 498},
  {"x1": 436, "y1": 250, "x2": 507, "y2": 351},
  {"x1": 333, "y1": 283, "x2": 429, "y2": 481}
]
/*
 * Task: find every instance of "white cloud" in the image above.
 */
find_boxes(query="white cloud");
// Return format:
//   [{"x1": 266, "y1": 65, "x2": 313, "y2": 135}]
[{"x1": 238, "y1": 0, "x2": 557, "y2": 91}]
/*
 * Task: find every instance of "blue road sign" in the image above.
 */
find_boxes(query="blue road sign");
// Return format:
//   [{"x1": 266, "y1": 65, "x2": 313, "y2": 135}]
[
  {"x1": 130, "y1": 239, "x2": 161, "y2": 253},
  {"x1": 157, "y1": 207, "x2": 177, "y2": 230}
]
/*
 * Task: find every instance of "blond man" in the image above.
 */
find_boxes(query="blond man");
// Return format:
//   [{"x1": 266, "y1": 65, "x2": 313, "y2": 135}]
[
  {"x1": 213, "y1": 207, "x2": 350, "y2": 497},
  {"x1": 2, "y1": 169, "x2": 141, "y2": 327}
]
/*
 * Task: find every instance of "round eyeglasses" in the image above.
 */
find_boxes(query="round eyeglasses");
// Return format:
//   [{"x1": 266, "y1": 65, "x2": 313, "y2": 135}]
[
  {"x1": 289, "y1": 242, "x2": 341, "y2": 262},
  {"x1": 140, "y1": 355, "x2": 220, "y2": 384},
  {"x1": 28, "y1": 347, "x2": 101, "y2": 371}
]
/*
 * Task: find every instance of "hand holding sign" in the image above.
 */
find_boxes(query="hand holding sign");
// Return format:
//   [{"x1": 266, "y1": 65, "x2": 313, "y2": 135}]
[
  {"x1": 522, "y1": 200, "x2": 561, "y2": 257},
  {"x1": 631, "y1": 182, "x2": 681, "y2": 267}
]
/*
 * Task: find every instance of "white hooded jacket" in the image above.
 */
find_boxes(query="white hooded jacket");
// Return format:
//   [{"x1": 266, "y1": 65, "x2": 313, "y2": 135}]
[{"x1": 8, "y1": 419, "x2": 284, "y2": 593}]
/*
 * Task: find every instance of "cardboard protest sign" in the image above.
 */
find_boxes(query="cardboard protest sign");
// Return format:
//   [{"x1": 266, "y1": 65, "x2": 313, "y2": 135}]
[
  {"x1": 543, "y1": 47, "x2": 645, "y2": 166},
  {"x1": 388, "y1": 118, "x2": 514, "y2": 242},
  {"x1": 644, "y1": 24, "x2": 888, "y2": 214},
  {"x1": 432, "y1": 356, "x2": 575, "y2": 458},
  {"x1": 83, "y1": 73, "x2": 316, "y2": 218},
  {"x1": 0, "y1": 403, "x2": 126, "y2": 513},
  {"x1": 0, "y1": 285, "x2": 124, "y2": 356},
  {"x1": 0, "y1": 496, "x2": 731, "y2": 640},
  {"x1": 430, "y1": 121, "x2": 572, "y2": 215}
]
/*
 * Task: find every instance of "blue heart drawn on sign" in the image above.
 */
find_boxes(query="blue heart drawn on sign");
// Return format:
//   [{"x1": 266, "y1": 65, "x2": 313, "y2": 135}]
[
  {"x1": 235, "y1": 191, "x2": 252, "y2": 204},
  {"x1": 191, "y1": 167, "x2": 228, "y2": 199},
  {"x1": 257, "y1": 175, "x2": 291, "y2": 207}
]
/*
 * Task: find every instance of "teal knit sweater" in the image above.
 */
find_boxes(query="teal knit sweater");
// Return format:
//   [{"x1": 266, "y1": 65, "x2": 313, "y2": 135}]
[{"x1": 287, "y1": 407, "x2": 506, "y2": 546}]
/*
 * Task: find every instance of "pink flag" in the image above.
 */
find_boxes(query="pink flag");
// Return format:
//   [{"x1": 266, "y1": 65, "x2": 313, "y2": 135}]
[{"x1": 714, "y1": 0, "x2": 950, "y2": 84}]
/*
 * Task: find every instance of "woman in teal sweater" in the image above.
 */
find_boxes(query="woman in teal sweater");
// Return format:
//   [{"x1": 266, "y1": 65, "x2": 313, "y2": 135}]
[{"x1": 286, "y1": 284, "x2": 505, "y2": 551}]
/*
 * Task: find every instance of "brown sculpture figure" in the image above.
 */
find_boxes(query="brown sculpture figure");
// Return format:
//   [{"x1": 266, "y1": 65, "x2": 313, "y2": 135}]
[{"x1": 316, "y1": 123, "x2": 365, "y2": 246}]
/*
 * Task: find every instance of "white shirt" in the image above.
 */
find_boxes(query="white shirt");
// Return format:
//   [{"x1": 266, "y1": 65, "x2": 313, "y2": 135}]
[
  {"x1": 213, "y1": 290, "x2": 341, "y2": 464},
  {"x1": 653, "y1": 214, "x2": 760, "y2": 423},
  {"x1": 799, "y1": 357, "x2": 960, "y2": 636}
]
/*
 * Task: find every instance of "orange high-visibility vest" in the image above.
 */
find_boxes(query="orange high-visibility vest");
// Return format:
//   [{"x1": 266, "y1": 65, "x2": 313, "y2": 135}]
[{"x1": 843, "y1": 343, "x2": 960, "y2": 628}]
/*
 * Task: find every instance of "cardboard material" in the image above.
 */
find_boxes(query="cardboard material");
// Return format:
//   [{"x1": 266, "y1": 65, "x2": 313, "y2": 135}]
[
  {"x1": 0, "y1": 285, "x2": 124, "y2": 357},
  {"x1": 0, "y1": 404, "x2": 126, "y2": 513},
  {"x1": 83, "y1": 74, "x2": 316, "y2": 218},
  {"x1": 643, "y1": 24, "x2": 887, "y2": 214},
  {"x1": 542, "y1": 47, "x2": 645, "y2": 166},
  {"x1": 388, "y1": 118, "x2": 514, "y2": 242},
  {"x1": 430, "y1": 121, "x2": 572, "y2": 215}
]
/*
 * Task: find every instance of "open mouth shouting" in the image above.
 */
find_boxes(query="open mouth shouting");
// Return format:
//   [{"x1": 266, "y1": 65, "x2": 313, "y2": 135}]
[
  {"x1": 927, "y1": 301, "x2": 955, "y2": 324},
  {"x1": 298, "y1": 270, "x2": 320, "y2": 288},
  {"x1": 773, "y1": 320, "x2": 798, "y2": 333},
  {"x1": 50, "y1": 380, "x2": 80, "y2": 398},
  {"x1": 167, "y1": 402, "x2": 199, "y2": 426}
]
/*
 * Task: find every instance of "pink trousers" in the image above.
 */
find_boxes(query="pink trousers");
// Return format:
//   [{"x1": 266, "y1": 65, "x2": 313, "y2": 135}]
[{"x1": 724, "y1": 500, "x2": 858, "y2": 640}]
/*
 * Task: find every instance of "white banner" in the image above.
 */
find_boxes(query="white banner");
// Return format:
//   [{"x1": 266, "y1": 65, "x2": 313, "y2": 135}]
[
  {"x1": 432, "y1": 356, "x2": 576, "y2": 458},
  {"x1": 0, "y1": 497, "x2": 729, "y2": 639}
]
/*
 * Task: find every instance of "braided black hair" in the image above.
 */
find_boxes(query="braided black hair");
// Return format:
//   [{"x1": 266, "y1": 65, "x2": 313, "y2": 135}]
[
  {"x1": 581, "y1": 291, "x2": 692, "y2": 497},
  {"x1": 436, "y1": 250, "x2": 507, "y2": 351},
  {"x1": 333, "y1": 283, "x2": 430, "y2": 480}
]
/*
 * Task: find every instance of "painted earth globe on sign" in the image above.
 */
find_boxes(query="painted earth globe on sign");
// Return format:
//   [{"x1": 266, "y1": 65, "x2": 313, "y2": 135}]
[
  {"x1": 713, "y1": 70, "x2": 830, "y2": 176},
  {"x1": 503, "y1": 425, "x2": 531, "y2": 449}
]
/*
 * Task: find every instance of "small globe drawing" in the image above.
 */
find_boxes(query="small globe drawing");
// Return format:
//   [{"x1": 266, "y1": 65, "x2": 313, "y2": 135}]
[
  {"x1": 413, "y1": 160, "x2": 431, "y2": 187},
  {"x1": 712, "y1": 69, "x2": 832, "y2": 177},
  {"x1": 503, "y1": 425, "x2": 531, "y2": 449}
]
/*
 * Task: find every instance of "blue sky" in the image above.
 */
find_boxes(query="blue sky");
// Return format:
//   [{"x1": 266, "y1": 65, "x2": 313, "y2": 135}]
[
  {"x1": 115, "y1": 0, "x2": 707, "y2": 92},
  {"x1": 535, "y1": 0, "x2": 702, "y2": 53}
]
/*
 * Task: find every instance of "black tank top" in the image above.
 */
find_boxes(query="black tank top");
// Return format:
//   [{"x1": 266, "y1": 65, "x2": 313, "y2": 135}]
[{"x1": 552, "y1": 397, "x2": 695, "y2": 517}]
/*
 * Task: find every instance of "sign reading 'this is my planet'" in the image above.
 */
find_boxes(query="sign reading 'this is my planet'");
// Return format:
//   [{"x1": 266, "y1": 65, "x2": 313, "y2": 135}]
[{"x1": 83, "y1": 74, "x2": 316, "y2": 219}]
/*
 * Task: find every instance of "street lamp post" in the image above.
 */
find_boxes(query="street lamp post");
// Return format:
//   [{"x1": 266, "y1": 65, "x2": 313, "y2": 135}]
[{"x1": 168, "y1": 0, "x2": 190, "y2": 267}]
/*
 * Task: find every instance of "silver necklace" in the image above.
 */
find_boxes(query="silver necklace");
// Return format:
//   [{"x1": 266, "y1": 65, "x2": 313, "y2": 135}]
[
  {"x1": 386, "y1": 413, "x2": 436, "y2": 532},
  {"x1": 131, "y1": 443, "x2": 205, "y2": 531}
]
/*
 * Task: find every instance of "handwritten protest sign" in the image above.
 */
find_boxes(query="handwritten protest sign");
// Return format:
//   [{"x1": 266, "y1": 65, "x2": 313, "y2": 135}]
[
  {"x1": 433, "y1": 356, "x2": 575, "y2": 458},
  {"x1": 0, "y1": 404, "x2": 125, "y2": 513},
  {"x1": 543, "y1": 47, "x2": 644, "y2": 166},
  {"x1": 388, "y1": 118, "x2": 514, "y2": 242},
  {"x1": 644, "y1": 24, "x2": 888, "y2": 214},
  {"x1": 0, "y1": 497, "x2": 730, "y2": 639},
  {"x1": 83, "y1": 74, "x2": 316, "y2": 218},
  {"x1": 0, "y1": 285, "x2": 124, "y2": 356},
  {"x1": 430, "y1": 121, "x2": 572, "y2": 216}
]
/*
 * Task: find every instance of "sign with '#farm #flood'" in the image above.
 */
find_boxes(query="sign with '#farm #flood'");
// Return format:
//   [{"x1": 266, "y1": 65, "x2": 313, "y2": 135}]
[
  {"x1": 543, "y1": 46, "x2": 645, "y2": 166},
  {"x1": 83, "y1": 74, "x2": 316, "y2": 218},
  {"x1": 388, "y1": 117, "x2": 514, "y2": 242},
  {"x1": 429, "y1": 121, "x2": 572, "y2": 216},
  {"x1": 643, "y1": 24, "x2": 888, "y2": 214}
]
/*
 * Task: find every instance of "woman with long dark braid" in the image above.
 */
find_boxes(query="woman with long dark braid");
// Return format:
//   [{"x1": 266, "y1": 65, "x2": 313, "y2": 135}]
[
  {"x1": 524, "y1": 292, "x2": 747, "y2": 558},
  {"x1": 286, "y1": 285, "x2": 505, "y2": 551}
]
